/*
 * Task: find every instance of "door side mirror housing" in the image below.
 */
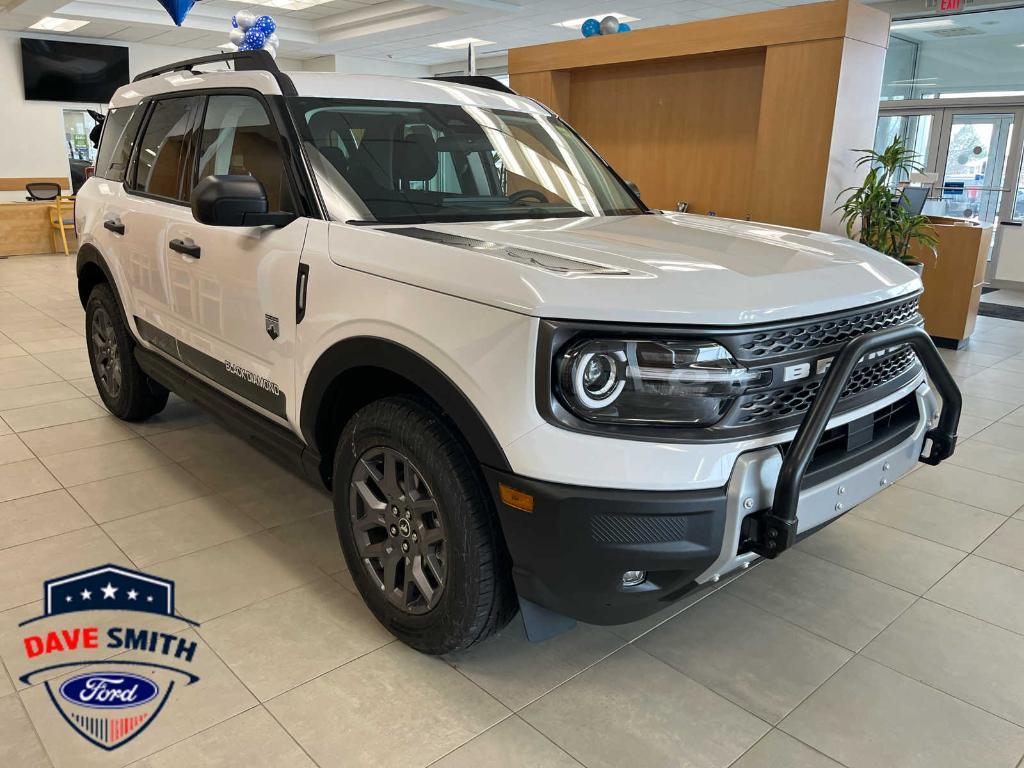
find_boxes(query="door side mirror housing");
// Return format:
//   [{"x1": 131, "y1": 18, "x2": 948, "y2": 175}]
[{"x1": 191, "y1": 175, "x2": 295, "y2": 227}]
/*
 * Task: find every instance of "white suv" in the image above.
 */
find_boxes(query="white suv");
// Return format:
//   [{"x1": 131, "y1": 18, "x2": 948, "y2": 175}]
[{"x1": 75, "y1": 51, "x2": 962, "y2": 654}]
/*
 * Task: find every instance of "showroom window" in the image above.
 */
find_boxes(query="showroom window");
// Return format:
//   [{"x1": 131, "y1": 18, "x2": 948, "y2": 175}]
[
  {"x1": 196, "y1": 94, "x2": 292, "y2": 212},
  {"x1": 132, "y1": 96, "x2": 202, "y2": 201},
  {"x1": 881, "y1": 8, "x2": 1024, "y2": 101}
]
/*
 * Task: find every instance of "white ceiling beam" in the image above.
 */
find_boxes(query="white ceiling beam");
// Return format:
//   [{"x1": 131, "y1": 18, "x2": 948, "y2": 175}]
[
  {"x1": 426, "y1": 0, "x2": 522, "y2": 12},
  {"x1": 55, "y1": 0, "x2": 317, "y2": 42}
]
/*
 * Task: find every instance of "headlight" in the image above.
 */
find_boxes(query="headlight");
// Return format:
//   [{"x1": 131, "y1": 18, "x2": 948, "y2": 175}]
[{"x1": 556, "y1": 339, "x2": 772, "y2": 427}]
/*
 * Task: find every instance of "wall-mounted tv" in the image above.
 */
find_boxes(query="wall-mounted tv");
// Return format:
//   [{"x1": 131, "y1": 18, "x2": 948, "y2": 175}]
[{"x1": 21, "y1": 38, "x2": 130, "y2": 103}]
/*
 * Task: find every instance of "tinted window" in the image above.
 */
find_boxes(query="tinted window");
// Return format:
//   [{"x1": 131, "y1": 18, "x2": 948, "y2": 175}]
[
  {"x1": 289, "y1": 98, "x2": 644, "y2": 224},
  {"x1": 132, "y1": 96, "x2": 201, "y2": 201},
  {"x1": 197, "y1": 95, "x2": 291, "y2": 212},
  {"x1": 94, "y1": 106, "x2": 142, "y2": 182}
]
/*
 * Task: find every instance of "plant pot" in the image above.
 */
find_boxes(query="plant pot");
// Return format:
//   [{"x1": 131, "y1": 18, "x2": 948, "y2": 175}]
[{"x1": 902, "y1": 260, "x2": 924, "y2": 276}]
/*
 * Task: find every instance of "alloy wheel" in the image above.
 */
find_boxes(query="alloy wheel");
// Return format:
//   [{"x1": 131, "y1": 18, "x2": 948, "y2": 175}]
[
  {"x1": 349, "y1": 447, "x2": 447, "y2": 614},
  {"x1": 90, "y1": 306, "x2": 122, "y2": 399}
]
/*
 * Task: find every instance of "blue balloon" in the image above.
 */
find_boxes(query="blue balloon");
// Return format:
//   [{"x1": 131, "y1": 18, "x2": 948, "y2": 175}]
[
  {"x1": 254, "y1": 15, "x2": 276, "y2": 35},
  {"x1": 231, "y1": 15, "x2": 238, "y2": 28},
  {"x1": 581, "y1": 18, "x2": 600, "y2": 37},
  {"x1": 155, "y1": 0, "x2": 195, "y2": 26},
  {"x1": 242, "y1": 28, "x2": 267, "y2": 49},
  {"x1": 618, "y1": 22, "x2": 631, "y2": 32}
]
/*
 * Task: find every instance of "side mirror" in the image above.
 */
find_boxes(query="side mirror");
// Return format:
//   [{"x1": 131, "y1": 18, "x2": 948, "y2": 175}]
[
  {"x1": 625, "y1": 180, "x2": 641, "y2": 198},
  {"x1": 191, "y1": 175, "x2": 295, "y2": 227}
]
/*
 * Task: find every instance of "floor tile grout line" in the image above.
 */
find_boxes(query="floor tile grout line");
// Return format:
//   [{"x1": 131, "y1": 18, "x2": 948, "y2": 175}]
[
  {"x1": 12, "y1": 687, "x2": 60, "y2": 768},
  {"x1": 847, "y1": 502, "x2": 1004, "y2": 552},
  {"x1": 790, "y1": 536, "x2": 968, "y2": 598},
  {"x1": 859, "y1": 643, "x2": 1024, "y2": 732},
  {"x1": 892, "y1": 475, "x2": 1024, "y2": 518}
]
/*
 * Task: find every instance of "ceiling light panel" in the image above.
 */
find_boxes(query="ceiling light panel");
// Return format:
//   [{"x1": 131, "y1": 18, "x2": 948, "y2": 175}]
[
  {"x1": 226, "y1": 0, "x2": 335, "y2": 11},
  {"x1": 30, "y1": 17, "x2": 89, "y2": 32},
  {"x1": 891, "y1": 18, "x2": 955, "y2": 31},
  {"x1": 430, "y1": 37, "x2": 495, "y2": 49}
]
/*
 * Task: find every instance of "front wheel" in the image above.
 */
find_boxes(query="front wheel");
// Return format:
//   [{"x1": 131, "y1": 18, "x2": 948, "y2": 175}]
[{"x1": 332, "y1": 396, "x2": 516, "y2": 654}]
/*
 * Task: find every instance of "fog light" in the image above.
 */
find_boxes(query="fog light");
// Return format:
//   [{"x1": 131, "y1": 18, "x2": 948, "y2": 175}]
[{"x1": 621, "y1": 570, "x2": 646, "y2": 587}]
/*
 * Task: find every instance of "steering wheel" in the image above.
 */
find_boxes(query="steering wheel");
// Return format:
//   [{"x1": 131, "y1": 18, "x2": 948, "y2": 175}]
[{"x1": 508, "y1": 188, "x2": 550, "y2": 205}]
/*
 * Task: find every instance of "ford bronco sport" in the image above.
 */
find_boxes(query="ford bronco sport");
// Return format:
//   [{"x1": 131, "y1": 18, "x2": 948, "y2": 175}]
[{"x1": 75, "y1": 51, "x2": 961, "y2": 654}]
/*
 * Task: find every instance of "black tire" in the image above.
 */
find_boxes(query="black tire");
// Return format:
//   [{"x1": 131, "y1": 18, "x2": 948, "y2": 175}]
[
  {"x1": 333, "y1": 396, "x2": 516, "y2": 654},
  {"x1": 86, "y1": 283, "x2": 169, "y2": 421}
]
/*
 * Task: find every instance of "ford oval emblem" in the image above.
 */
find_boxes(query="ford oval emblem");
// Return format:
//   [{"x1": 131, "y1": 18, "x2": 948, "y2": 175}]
[{"x1": 58, "y1": 672, "x2": 159, "y2": 710}]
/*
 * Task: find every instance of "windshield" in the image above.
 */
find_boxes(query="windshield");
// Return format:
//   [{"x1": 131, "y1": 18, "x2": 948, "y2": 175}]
[{"x1": 288, "y1": 98, "x2": 644, "y2": 224}]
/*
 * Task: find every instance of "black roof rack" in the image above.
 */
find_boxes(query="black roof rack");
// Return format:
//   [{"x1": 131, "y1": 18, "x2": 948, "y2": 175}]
[
  {"x1": 132, "y1": 50, "x2": 297, "y2": 96},
  {"x1": 429, "y1": 75, "x2": 517, "y2": 95}
]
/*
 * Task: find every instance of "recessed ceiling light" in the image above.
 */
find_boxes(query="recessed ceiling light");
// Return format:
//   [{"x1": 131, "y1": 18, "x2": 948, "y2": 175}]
[
  {"x1": 227, "y1": 0, "x2": 332, "y2": 11},
  {"x1": 891, "y1": 18, "x2": 955, "y2": 31},
  {"x1": 30, "y1": 17, "x2": 89, "y2": 32},
  {"x1": 430, "y1": 37, "x2": 495, "y2": 50},
  {"x1": 553, "y1": 12, "x2": 639, "y2": 29}
]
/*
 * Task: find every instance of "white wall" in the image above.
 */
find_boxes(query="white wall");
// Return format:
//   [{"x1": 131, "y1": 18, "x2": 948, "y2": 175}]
[
  {"x1": 0, "y1": 30, "x2": 429, "y2": 202},
  {"x1": 0, "y1": 31, "x2": 225, "y2": 200}
]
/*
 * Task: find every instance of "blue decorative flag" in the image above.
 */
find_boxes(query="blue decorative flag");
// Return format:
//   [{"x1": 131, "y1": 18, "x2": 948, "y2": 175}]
[{"x1": 156, "y1": 0, "x2": 195, "y2": 26}]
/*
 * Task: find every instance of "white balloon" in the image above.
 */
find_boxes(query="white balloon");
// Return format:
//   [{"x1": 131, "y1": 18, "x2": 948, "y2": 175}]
[
  {"x1": 266, "y1": 32, "x2": 279, "y2": 47},
  {"x1": 235, "y1": 10, "x2": 256, "y2": 30},
  {"x1": 222, "y1": 42, "x2": 239, "y2": 52},
  {"x1": 228, "y1": 27, "x2": 245, "y2": 45},
  {"x1": 263, "y1": 45, "x2": 277, "y2": 58}
]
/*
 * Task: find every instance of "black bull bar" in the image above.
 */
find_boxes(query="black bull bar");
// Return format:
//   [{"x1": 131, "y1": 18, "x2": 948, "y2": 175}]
[{"x1": 746, "y1": 325, "x2": 962, "y2": 559}]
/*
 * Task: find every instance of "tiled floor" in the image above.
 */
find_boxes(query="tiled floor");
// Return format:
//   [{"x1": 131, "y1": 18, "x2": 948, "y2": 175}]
[{"x1": 2, "y1": 253, "x2": 1024, "y2": 768}]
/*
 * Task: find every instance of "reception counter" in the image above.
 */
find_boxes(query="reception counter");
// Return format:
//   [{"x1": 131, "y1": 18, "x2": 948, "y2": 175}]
[
  {"x1": 912, "y1": 216, "x2": 992, "y2": 349},
  {"x1": 0, "y1": 201, "x2": 76, "y2": 257}
]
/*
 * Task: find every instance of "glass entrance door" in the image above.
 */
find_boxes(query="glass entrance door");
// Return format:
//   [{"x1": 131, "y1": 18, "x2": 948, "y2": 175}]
[{"x1": 936, "y1": 112, "x2": 1014, "y2": 225}]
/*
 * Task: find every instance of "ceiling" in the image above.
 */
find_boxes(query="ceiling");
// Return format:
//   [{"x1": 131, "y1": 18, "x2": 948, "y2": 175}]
[{"x1": 0, "y1": 0, "x2": 1019, "y2": 66}]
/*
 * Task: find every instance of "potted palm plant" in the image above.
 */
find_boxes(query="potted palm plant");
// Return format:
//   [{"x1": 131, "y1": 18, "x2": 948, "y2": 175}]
[{"x1": 836, "y1": 136, "x2": 937, "y2": 275}]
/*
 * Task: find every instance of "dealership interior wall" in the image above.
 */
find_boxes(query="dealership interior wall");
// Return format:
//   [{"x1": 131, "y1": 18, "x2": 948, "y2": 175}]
[{"x1": 3, "y1": 1, "x2": 1024, "y2": 767}]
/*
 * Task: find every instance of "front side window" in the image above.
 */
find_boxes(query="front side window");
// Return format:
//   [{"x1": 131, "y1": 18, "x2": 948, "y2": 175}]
[
  {"x1": 132, "y1": 96, "x2": 201, "y2": 201},
  {"x1": 289, "y1": 98, "x2": 643, "y2": 224},
  {"x1": 197, "y1": 94, "x2": 292, "y2": 212},
  {"x1": 94, "y1": 106, "x2": 142, "y2": 182}
]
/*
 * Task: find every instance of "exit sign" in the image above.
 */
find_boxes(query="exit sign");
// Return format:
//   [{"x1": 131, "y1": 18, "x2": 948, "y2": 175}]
[{"x1": 924, "y1": 0, "x2": 975, "y2": 10}]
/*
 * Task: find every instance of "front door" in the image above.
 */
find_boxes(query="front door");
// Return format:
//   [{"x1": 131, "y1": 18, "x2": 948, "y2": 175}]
[{"x1": 161, "y1": 92, "x2": 306, "y2": 426}]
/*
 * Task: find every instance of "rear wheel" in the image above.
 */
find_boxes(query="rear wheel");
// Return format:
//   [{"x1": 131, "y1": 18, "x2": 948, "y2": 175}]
[
  {"x1": 86, "y1": 283, "x2": 169, "y2": 421},
  {"x1": 333, "y1": 396, "x2": 516, "y2": 654}
]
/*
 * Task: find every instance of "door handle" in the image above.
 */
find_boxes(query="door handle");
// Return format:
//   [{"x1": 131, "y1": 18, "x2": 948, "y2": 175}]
[
  {"x1": 169, "y1": 238, "x2": 201, "y2": 259},
  {"x1": 103, "y1": 218, "x2": 125, "y2": 235}
]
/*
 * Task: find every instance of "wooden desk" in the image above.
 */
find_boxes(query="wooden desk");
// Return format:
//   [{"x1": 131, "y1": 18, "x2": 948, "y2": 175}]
[
  {"x1": 0, "y1": 201, "x2": 77, "y2": 257},
  {"x1": 912, "y1": 216, "x2": 991, "y2": 348}
]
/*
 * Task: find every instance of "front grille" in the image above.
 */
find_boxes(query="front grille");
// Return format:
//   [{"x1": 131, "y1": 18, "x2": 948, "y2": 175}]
[
  {"x1": 734, "y1": 296, "x2": 921, "y2": 360},
  {"x1": 736, "y1": 347, "x2": 918, "y2": 425},
  {"x1": 590, "y1": 513, "x2": 689, "y2": 544}
]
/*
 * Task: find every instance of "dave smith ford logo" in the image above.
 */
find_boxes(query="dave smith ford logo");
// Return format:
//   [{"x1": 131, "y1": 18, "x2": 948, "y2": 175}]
[{"x1": 17, "y1": 565, "x2": 199, "y2": 751}]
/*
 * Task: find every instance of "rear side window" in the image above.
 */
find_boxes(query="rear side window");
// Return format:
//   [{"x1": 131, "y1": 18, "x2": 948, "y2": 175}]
[
  {"x1": 131, "y1": 96, "x2": 202, "y2": 202},
  {"x1": 196, "y1": 94, "x2": 292, "y2": 212},
  {"x1": 94, "y1": 106, "x2": 142, "y2": 182}
]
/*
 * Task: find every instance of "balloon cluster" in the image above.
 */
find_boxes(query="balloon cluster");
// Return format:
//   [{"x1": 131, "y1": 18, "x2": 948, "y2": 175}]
[
  {"x1": 581, "y1": 16, "x2": 631, "y2": 37},
  {"x1": 225, "y1": 11, "x2": 279, "y2": 58}
]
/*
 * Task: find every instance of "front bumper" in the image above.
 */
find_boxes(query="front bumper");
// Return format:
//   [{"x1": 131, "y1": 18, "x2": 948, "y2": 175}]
[{"x1": 487, "y1": 326, "x2": 961, "y2": 626}]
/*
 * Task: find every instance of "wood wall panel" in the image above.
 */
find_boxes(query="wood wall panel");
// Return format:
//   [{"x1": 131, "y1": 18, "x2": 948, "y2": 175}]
[
  {"x1": 568, "y1": 52, "x2": 765, "y2": 218},
  {"x1": 510, "y1": 71, "x2": 571, "y2": 116},
  {"x1": 749, "y1": 39, "x2": 844, "y2": 230},
  {"x1": 509, "y1": 2, "x2": 850, "y2": 74},
  {"x1": 0, "y1": 177, "x2": 69, "y2": 192}
]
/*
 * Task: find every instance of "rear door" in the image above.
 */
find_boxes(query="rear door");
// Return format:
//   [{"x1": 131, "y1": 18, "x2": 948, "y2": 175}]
[
  {"x1": 120, "y1": 94, "x2": 203, "y2": 359},
  {"x1": 161, "y1": 91, "x2": 307, "y2": 426}
]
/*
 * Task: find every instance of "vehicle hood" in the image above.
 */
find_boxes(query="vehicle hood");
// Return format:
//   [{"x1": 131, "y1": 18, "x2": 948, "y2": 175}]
[{"x1": 332, "y1": 213, "x2": 921, "y2": 326}]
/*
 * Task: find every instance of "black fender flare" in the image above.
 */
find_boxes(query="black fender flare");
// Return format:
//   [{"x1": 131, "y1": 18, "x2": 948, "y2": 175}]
[
  {"x1": 76, "y1": 244, "x2": 120, "y2": 309},
  {"x1": 300, "y1": 336, "x2": 512, "y2": 472}
]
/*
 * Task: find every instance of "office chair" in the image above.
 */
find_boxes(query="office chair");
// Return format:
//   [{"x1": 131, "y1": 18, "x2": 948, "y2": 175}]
[{"x1": 25, "y1": 182, "x2": 62, "y2": 201}]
